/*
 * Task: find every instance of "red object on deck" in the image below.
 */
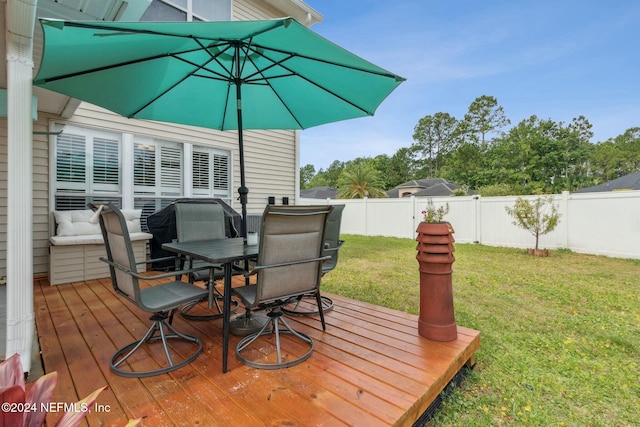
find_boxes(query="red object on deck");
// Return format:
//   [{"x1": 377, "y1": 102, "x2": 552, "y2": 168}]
[{"x1": 415, "y1": 222, "x2": 458, "y2": 341}]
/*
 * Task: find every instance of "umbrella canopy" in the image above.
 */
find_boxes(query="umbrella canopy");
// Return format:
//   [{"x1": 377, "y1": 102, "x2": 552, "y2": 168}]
[{"x1": 34, "y1": 18, "x2": 405, "y2": 236}]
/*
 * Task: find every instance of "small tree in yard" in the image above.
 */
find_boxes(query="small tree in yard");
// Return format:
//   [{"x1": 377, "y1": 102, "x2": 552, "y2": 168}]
[{"x1": 505, "y1": 195, "x2": 561, "y2": 253}]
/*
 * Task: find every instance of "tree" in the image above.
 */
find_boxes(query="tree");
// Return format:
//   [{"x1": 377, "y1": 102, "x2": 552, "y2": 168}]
[
  {"x1": 387, "y1": 147, "x2": 418, "y2": 188},
  {"x1": 299, "y1": 164, "x2": 315, "y2": 189},
  {"x1": 589, "y1": 127, "x2": 640, "y2": 184},
  {"x1": 308, "y1": 160, "x2": 344, "y2": 189},
  {"x1": 463, "y1": 95, "x2": 510, "y2": 146},
  {"x1": 562, "y1": 116, "x2": 593, "y2": 191},
  {"x1": 412, "y1": 112, "x2": 461, "y2": 177},
  {"x1": 488, "y1": 115, "x2": 567, "y2": 193},
  {"x1": 505, "y1": 195, "x2": 561, "y2": 252},
  {"x1": 307, "y1": 173, "x2": 330, "y2": 188},
  {"x1": 440, "y1": 142, "x2": 487, "y2": 188},
  {"x1": 337, "y1": 164, "x2": 388, "y2": 199}
]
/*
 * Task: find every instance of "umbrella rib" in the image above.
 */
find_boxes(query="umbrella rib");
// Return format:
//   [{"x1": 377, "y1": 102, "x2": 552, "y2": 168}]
[
  {"x1": 34, "y1": 42, "x2": 222, "y2": 85},
  {"x1": 250, "y1": 42, "x2": 404, "y2": 81},
  {"x1": 35, "y1": 52, "x2": 174, "y2": 84},
  {"x1": 244, "y1": 43, "x2": 404, "y2": 116},
  {"x1": 172, "y1": 41, "x2": 236, "y2": 82},
  {"x1": 220, "y1": 81, "x2": 234, "y2": 131},
  {"x1": 242, "y1": 45, "x2": 378, "y2": 118},
  {"x1": 129, "y1": 74, "x2": 190, "y2": 118},
  {"x1": 54, "y1": 19, "x2": 289, "y2": 45},
  {"x1": 130, "y1": 46, "x2": 221, "y2": 117},
  {"x1": 36, "y1": 19, "x2": 291, "y2": 84}
]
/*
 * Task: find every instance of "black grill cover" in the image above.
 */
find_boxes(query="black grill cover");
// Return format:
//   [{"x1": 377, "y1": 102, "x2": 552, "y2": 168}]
[{"x1": 146, "y1": 198, "x2": 241, "y2": 270}]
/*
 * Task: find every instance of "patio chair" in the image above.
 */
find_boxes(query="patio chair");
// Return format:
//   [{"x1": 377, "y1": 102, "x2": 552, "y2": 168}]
[
  {"x1": 282, "y1": 204, "x2": 345, "y2": 317},
  {"x1": 233, "y1": 205, "x2": 333, "y2": 369},
  {"x1": 175, "y1": 201, "x2": 239, "y2": 320},
  {"x1": 90, "y1": 203, "x2": 209, "y2": 378}
]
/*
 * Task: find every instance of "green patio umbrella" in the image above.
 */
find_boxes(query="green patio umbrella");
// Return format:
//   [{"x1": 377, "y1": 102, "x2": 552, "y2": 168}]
[{"x1": 34, "y1": 18, "x2": 405, "y2": 237}]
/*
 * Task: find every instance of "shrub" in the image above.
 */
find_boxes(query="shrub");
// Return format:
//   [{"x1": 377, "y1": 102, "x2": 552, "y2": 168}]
[
  {"x1": 421, "y1": 198, "x2": 450, "y2": 223},
  {"x1": 0, "y1": 353, "x2": 140, "y2": 427},
  {"x1": 505, "y1": 195, "x2": 561, "y2": 251}
]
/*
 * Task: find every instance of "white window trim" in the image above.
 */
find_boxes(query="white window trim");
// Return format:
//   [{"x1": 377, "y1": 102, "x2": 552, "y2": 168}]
[
  {"x1": 50, "y1": 123, "x2": 123, "y2": 211},
  {"x1": 154, "y1": 0, "x2": 231, "y2": 22},
  {"x1": 50, "y1": 122, "x2": 233, "y2": 213}
]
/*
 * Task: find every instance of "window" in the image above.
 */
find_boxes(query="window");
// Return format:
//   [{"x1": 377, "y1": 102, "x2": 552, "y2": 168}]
[
  {"x1": 141, "y1": 0, "x2": 231, "y2": 22},
  {"x1": 52, "y1": 125, "x2": 232, "y2": 232},
  {"x1": 192, "y1": 146, "x2": 231, "y2": 198},
  {"x1": 54, "y1": 126, "x2": 121, "y2": 210},
  {"x1": 133, "y1": 138, "x2": 184, "y2": 225}
]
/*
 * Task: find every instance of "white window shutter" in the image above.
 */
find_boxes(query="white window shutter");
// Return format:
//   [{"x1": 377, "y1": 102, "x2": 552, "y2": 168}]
[
  {"x1": 160, "y1": 144, "x2": 182, "y2": 195},
  {"x1": 213, "y1": 153, "x2": 229, "y2": 191},
  {"x1": 192, "y1": 149, "x2": 209, "y2": 190},
  {"x1": 56, "y1": 133, "x2": 86, "y2": 184}
]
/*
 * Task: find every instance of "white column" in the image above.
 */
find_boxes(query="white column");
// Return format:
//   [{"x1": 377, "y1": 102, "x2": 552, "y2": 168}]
[
  {"x1": 121, "y1": 134, "x2": 135, "y2": 208},
  {"x1": 183, "y1": 143, "x2": 193, "y2": 198},
  {"x1": 5, "y1": 0, "x2": 37, "y2": 373}
]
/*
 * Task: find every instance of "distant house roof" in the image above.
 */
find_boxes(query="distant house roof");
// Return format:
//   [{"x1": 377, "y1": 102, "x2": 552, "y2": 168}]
[
  {"x1": 387, "y1": 178, "x2": 472, "y2": 198},
  {"x1": 574, "y1": 171, "x2": 640, "y2": 193},
  {"x1": 300, "y1": 186, "x2": 339, "y2": 199}
]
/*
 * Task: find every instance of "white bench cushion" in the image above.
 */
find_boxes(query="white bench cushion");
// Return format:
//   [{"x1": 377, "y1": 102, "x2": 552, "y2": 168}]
[
  {"x1": 52, "y1": 209, "x2": 142, "y2": 239},
  {"x1": 50, "y1": 232, "x2": 153, "y2": 246}
]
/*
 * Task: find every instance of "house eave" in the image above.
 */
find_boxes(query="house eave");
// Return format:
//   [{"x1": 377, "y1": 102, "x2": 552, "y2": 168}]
[{"x1": 263, "y1": 0, "x2": 322, "y2": 26}]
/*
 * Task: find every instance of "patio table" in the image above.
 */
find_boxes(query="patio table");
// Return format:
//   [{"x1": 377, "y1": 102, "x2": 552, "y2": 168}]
[{"x1": 162, "y1": 237, "x2": 258, "y2": 373}]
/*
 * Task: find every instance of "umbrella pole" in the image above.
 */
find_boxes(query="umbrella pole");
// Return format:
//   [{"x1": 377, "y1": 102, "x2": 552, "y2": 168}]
[
  {"x1": 237, "y1": 112, "x2": 248, "y2": 242},
  {"x1": 235, "y1": 47, "x2": 249, "y2": 242}
]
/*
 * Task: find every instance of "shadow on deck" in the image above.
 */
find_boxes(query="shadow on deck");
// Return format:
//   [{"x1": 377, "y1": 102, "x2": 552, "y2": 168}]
[{"x1": 34, "y1": 276, "x2": 480, "y2": 426}]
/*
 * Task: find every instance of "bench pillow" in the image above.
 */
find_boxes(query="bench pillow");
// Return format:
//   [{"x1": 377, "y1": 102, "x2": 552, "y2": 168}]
[{"x1": 53, "y1": 209, "x2": 142, "y2": 236}]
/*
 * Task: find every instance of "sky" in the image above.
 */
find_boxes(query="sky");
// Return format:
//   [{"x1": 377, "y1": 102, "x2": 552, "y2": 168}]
[{"x1": 299, "y1": 0, "x2": 640, "y2": 171}]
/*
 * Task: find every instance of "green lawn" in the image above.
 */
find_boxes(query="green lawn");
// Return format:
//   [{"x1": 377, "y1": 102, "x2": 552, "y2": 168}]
[{"x1": 321, "y1": 235, "x2": 639, "y2": 427}]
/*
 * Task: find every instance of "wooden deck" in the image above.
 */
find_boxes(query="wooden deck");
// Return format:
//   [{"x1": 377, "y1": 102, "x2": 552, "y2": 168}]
[{"x1": 34, "y1": 275, "x2": 480, "y2": 427}]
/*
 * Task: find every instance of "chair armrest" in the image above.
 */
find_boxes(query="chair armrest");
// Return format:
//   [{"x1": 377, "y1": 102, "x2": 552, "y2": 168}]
[
  {"x1": 324, "y1": 240, "x2": 345, "y2": 249},
  {"x1": 249, "y1": 255, "x2": 331, "y2": 275},
  {"x1": 99, "y1": 257, "x2": 211, "y2": 280},
  {"x1": 133, "y1": 255, "x2": 177, "y2": 266},
  {"x1": 323, "y1": 240, "x2": 344, "y2": 254}
]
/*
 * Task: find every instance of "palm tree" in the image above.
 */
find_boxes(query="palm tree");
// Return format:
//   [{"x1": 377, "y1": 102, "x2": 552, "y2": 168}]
[{"x1": 337, "y1": 164, "x2": 388, "y2": 199}]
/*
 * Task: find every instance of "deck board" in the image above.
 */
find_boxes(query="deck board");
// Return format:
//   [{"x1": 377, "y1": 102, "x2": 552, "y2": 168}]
[{"x1": 34, "y1": 276, "x2": 480, "y2": 427}]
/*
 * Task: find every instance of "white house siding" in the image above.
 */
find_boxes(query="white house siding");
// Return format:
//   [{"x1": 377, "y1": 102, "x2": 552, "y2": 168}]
[
  {"x1": 233, "y1": 0, "x2": 284, "y2": 21},
  {"x1": 32, "y1": 119, "x2": 50, "y2": 276}
]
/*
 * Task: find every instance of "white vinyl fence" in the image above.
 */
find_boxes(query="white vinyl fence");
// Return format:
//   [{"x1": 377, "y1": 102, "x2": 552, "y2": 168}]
[{"x1": 300, "y1": 191, "x2": 640, "y2": 260}]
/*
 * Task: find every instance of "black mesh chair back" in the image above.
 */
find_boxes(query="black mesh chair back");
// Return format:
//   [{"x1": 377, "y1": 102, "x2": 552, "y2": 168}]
[
  {"x1": 233, "y1": 205, "x2": 333, "y2": 369},
  {"x1": 322, "y1": 204, "x2": 345, "y2": 273},
  {"x1": 176, "y1": 202, "x2": 226, "y2": 241},
  {"x1": 282, "y1": 204, "x2": 345, "y2": 316},
  {"x1": 91, "y1": 203, "x2": 208, "y2": 377},
  {"x1": 174, "y1": 201, "x2": 238, "y2": 320}
]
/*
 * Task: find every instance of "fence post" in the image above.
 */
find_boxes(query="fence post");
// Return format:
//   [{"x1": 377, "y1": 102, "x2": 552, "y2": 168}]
[
  {"x1": 364, "y1": 197, "x2": 368, "y2": 236},
  {"x1": 473, "y1": 195, "x2": 481, "y2": 243},
  {"x1": 411, "y1": 196, "x2": 417, "y2": 237},
  {"x1": 559, "y1": 191, "x2": 570, "y2": 249}
]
